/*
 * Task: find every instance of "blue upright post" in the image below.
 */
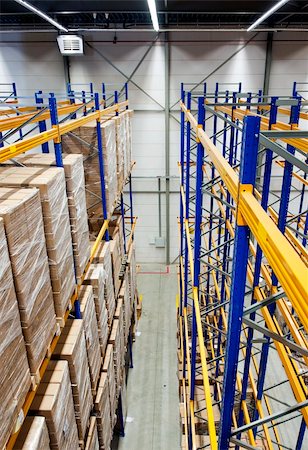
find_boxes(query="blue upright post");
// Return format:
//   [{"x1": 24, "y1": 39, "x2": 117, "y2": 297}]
[
  {"x1": 90, "y1": 82, "x2": 94, "y2": 97},
  {"x1": 219, "y1": 115, "x2": 261, "y2": 449},
  {"x1": 95, "y1": 92, "x2": 110, "y2": 242},
  {"x1": 190, "y1": 97, "x2": 205, "y2": 400},
  {"x1": 296, "y1": 417, "x2": 306, "y2": 450},
  {"x1": 102, "y1": 83, "x2": 106, "y2": 107},
  {"x1": 49, "y1": 93, "x2": 63, "y2": 167},
  {"x1": 121, "y1": 194, "x2": 127, "y2": 254},
  {"x1": 12, "y1": 82, "x2": 23, "y2": 141},
  {"x1": 182, "y1": 90, "x2": 190, "y2": 382},
  {"x1": 35, "y1": 90, "x2": 49, "y2": 153},
  {"x1": 82, "y1": 90, "x2": 86, "y2": 116},
  {"x1": 115, "y1": 90, "x2": 119, "y2": 116},
  {"x1": 179, "y1": 83, "x2": 185, "y2": 317},
  {"x1": 67, "y1": 83, "x2": 77, "y2": 119},
  {"x1": 125, "y1": 83, "x2": 129, "y2": 110}
]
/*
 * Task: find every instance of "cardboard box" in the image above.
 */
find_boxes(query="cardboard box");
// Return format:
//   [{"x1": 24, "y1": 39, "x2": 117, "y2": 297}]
[
  {"x1": 15, "y1": 153, "x2": 91, "y2": 281},
  {"x1": 30, "y1": 360, "x2": 79, "y2": 450},
  {"x1": 0, "y1": 167, "x2": 75, "y2": 318},
  {"x1": 0, "y1": 187, "x2": 56, "y2": 374},
  {"x1": 102, "y1": 344, "x2": 117, "y2": 427},
  {"x1": 109, "y1": 233, "x2": 122, "y2": 298},
  {"x1": 92, "y1": 242, "x2": 116, "y2": 325},
  {"x1": 94, "y1": 373, "x2": 112, "y2": 450},
  {"x1": 14, "y1": 416, "x2": 51, "y2": 449},
  {"x1": 79, "y1": 285, "x2": 102, "y2": 393},
  {"x1": 83, "y1": 265, "x2": 109, "y2": 357},
  {"x1": 85, "y1": 417, "x2": 99, "y2": 450},
  {"x1": 53, "y1": 320, "x2": 93, "y2": 440},
  {"x1": 0, "y1": 218, "x2": 31, "y2": 449},
  {"x1": 108, "y1": 319, "x2": 125, "y2": 398}
]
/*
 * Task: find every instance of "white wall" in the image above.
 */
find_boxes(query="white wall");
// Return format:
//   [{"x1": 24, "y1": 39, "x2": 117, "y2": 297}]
[{"x1": 0, "y1": 31, "x2": 307, "y2": 263}]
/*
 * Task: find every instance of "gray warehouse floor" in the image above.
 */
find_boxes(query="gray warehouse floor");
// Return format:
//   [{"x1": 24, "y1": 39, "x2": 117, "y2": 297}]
[{"x1": 116, "y1": 264, "x2": 180, "y2": 450}]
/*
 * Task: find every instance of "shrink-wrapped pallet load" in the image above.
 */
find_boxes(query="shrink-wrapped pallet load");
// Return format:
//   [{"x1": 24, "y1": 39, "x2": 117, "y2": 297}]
[
  {"x1": 53, "y1": 320, "x2": 93, "y2": 441},
  {"x1": 14, "y1": 417, "x2": 51, "y2": 450},
  {"x1": 93, "y1": 242, "x2": 116, "y2": 325},
  {"x1": 95, "y1": 372, "x2": 112, "y2": 450},
  {"x1": 15, "y1": 153, "x2": 90, "y2": 282},
  {"x1": 0, "y1": 167, "x2": 75, "y2": 319},
  {"x1": 30, "y1": 360, "x2": 79, "y2": 450},
  {"x1": 118, "y1": 278, "x2": 131, "y2": 345},
  {"x1": 0, "y1": 218, "x2": 31, "y2": 449},
  {"x1": 102, "y1": 344, "x2": 117, "y2": 428},
  {"x1": 128, "y1": 242, "x2": 137, "y2": 307},
  {"x1": 112, "y1": 114, "x2": 125, "y2": 193},
  {"x1": 83, "y1": 265, "x2": 109, "y2": 356},
  {"x1": 85, "y1": 417, "x2": 99, "y2": 450},
  {"x1": 79, "y1": 285, "x2": 102, "y2": 394},
  {"x1": 108, "y1": 319, "x2": 125, "y2": 398},
  {"x1": 109, "y1": 232, "x2": 122, "y2": 297},
  {"x1": 61, "y1": 119, "x2": 118, "y2": 235},
  {"x1": 0, "y1": 188, "x2": 56, "y2": 375},
  {"x1": 122, "y1": 110, "x2": 133, "y2": 181}
]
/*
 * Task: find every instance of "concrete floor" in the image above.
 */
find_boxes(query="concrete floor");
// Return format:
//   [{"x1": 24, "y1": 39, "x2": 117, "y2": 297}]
[{"x1": 116, "y1": 263, "x2": 181, "y2": 450}]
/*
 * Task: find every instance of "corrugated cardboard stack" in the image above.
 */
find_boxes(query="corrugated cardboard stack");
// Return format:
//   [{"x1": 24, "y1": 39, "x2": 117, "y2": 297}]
[
  {"x1": 128, "y1": 242, "x2": 137, "y2": 307},
  {"x1": 123, "y1": 110, "x2": 133, "y2": 181},
  {"x1": 30, "y1": 360, "x2": 79, "y2": 450},
  {"x1": 93, "y1": 243, "x2": 116, "y2": 326},
  {"x1": 0, "y1": 167, "x2": 75, "y2": 320},
  {"x1": 118, "y1": 277, "x2": 131, "y2": 344},
  {"x1": 15, "y1": 153, "x2": 91, "y2": 283},
  {"x1": 61, "y1": 120, "x2": 118, "y2": 236},
  {"x1": 14, "y1": 417, "x2": 51, "y2": 450},
  {"x1": 79, "y1": 285, "x2": 102, "y2": 394},
  {"x1": 108, "y1": 319, "x2": 125, "y2": 398},
  {"x1": 0, "y1": 218, "x2": 31, "y2": 449},
  {"x1": 102, "y1": 344, "x2": 117, "y2": 429},
  {"x1": 0, "y1": 188, "x2": 56, "y2": 376},
  {"x1": 109, "y1": 233, "x2": 122, "y2": 298},
  {"x1": 83, "y1": 266, "x2": 109, "y2": 356},
  {"x1": 94, "y1": 372, "x2": 112, "y2": 450},
  {"x1": 85, "y1": 417, "x2": 99, "y2": 450},
  {"x1": 112, "y1": 115, "x2": 125, "y2": 193},
  {"x1": 53, "y1": 320, "x2": 93, "y2": 442}
]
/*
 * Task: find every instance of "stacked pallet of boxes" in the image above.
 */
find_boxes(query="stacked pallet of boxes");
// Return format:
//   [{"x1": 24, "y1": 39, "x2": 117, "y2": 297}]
[
  {"x1": 15, "y1": 153, "x2": 91, "y2": 283},
  {"x1": 0, "y1": 218, "x2": 31, "y2": 448},
  {"x1": 14, "y1": 417, "x2": 51, "y2": 450},
  {"x1": 0, "y1": 167, "x2": 75, "y2": 322},
  {"x1": 0, "y1": 188, "x2": 57, "y2": 379},
  {"x1": 61, "y1": 119, "x2": 118, "y2": 236},
  {"x1": 30, "y1": 360, "x2": 79, "y2": 449}
]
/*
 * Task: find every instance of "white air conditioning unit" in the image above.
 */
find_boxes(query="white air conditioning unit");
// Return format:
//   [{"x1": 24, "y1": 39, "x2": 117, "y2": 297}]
[{"x1": 57, "y1": 35, "x2": 84, "y2": 55}]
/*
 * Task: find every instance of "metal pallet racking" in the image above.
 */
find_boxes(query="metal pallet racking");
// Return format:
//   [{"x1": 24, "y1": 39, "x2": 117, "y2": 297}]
[
  {"x1": 0, "y1": 81, "x2": 137, "y2": 449},
  {"x1": 178, "y1": 81, "x2": 308, "y2": 449}
]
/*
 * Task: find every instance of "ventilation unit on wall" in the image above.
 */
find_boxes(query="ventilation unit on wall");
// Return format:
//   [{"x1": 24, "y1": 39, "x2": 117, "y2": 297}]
[{"x1": 57, "y1": 35, "x2": 84, "y2": 55}]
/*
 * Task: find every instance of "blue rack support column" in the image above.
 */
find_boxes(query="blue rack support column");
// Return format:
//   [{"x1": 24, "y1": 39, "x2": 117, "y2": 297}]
[
  {"x1": 102, "y1": 83, "x2": 106, "y2": 107},
  {"x1": 13, "y1": 82, "x2": 23, "y2": 141},
  {"x1": 179, "y1": 83, "x2": 185, "y2": 318},
  {"x1": 189, "y1": 97, "x2": 205, "y2": 449},
  {"x1": 219, "y1": 115, "x2": 261, "y2": 449},
  {"x1": 67, "y1": 83, "x2": 77, "y2": 119},
  {"x1": 35, "y1": 90, "x2": 49, "y2": 153},
  {"x1": 125, "y1": 83, "x2": 129, "y2": 110},
  {"x1": 94, "y1": 92, "x2": 110, "y2": 242},
  {"x1": 49, "y1": 92, "x2": 82, "y2": 319}
]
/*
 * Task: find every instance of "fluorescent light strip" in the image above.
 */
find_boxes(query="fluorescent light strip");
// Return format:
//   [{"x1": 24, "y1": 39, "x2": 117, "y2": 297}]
[
  {"x1": 247, "y1": 0, "x2": 290, "y2": 31},
  {"x1": 14, "y1": 0, "x2": 68, "y2": 32},
  {"x1": 147, "y1": 0, "x2": 159, "y2": 32}
]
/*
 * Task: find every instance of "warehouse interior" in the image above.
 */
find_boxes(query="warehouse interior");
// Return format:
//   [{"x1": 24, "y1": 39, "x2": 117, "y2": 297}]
[{"x1": 0, "y1": 1, "x2": 307, "y2": 449}]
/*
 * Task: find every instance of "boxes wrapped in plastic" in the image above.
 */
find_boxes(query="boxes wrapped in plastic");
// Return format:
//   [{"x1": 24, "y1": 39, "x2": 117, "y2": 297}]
[
  {"x1": 92, "y1": 242, "x2": 116, "y2": 325},
  {"x1": 0, "y1": 187, "x2": 56, "y2": 374},
  {"x1": 94, "y1": 372, "x2": 112, "y2": 450},
  {"x1": 128, "y1": 242, "x2": 137, "y2": 307},
  {"x1": 122, "y1": 110, "x2": 133, "y2": 181},
  {"x1": 112, "y1": 114, "x2": 125, "y2": 192},
  {"x1": 0, "y1": 218, "x2": 31, "y2": 449},
  {"x1": 61, "y1": 120, "x2": 118, "y2": 236},
  {"x1": 83, "y1": 265, "x2": 109, "y2": 356},
  {"x1": 118, "y1": 277, "x2": 131, "y2": 345},
  {"x1": 30, "y1": 360, "x2": 79, "y2": 450},
  {"x1": 109, "y1": 232, "x2": 122, "y2": 298},
  {"x1": 0, "y1": 167, "x2": 75, "y2": 318},
  {"x1": 85, "y1": 417, "x2": 99, "y2": 450},
  {"x1": 14, "y1": 416, "x2": 51, "y2": 450},
  {"x1": 102, "y1": 344, "x2": 117, "y2": 428},
  {"x1": 15, "y1": 153, "x2": 91, "y2": 282},
  {"x1": 53, "y1": 320, "x2": 93, "y2": 441},
  {"x1": 108, "y1": 319, "x2": 125, "y2": 398},
  {"x1": 79, "y1": 285, "x2": 102, "y2": 394}
]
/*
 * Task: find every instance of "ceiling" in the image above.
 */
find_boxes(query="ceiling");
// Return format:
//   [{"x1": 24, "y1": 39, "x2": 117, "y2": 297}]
[{"x1": 1, "y1": 1, "x2": 308, "y2": 32}]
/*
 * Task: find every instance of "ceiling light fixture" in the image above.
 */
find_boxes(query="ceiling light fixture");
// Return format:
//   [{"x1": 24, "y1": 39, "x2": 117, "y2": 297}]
[
  {"x1": 247, "y1": 0, "x2": 290, "y2": 31},
  {"x1": 14, "y1": 0, "x2": 68, "y2": 32},
  {"x1": 147, "y1": 0, "x2": 159, "y2": 32}
]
